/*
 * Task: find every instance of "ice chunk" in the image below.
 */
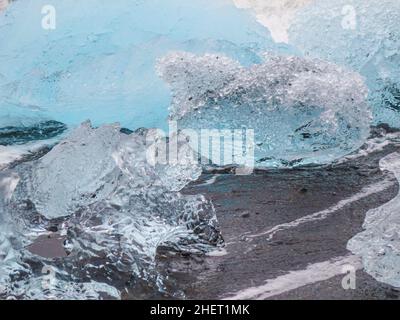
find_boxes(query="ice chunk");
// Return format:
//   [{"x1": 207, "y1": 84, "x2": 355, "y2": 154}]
[
  {"x1": 348, "y1": 152, "x2": 400, "y2": 287},
  {"x1": 158, "y1": 52, "x2": 372, "y2": 167},
  {"x1": 11, "y1": 121, "x2": 203, "y2": 219},
  {"x1": 0, "y1": 0, "x2": 284, "y2": 130},
  {"x1": 289, "y1": 0, "x2": 400, "y2": 127},
  {"x1": 12, "y1": 121, "x2": 122, "y2": 219},
  {"x1": 2, "y1": 122, "x2": 221, "y2": 299}
]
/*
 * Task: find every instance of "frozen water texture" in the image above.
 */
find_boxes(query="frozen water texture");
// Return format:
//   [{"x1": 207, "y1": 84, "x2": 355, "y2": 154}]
[
  {"x1": 348, "y1": 152, "x2": 400, "y2": 288},
  {"x1": 0, "y1": 122, "x2": 222, "y2": 299},
  {"x1": 158, "y1": 52, "x2": 371, "y2": 167},
  {"x1": 0, "y1": 0, "x2": 284, "y2": 130},
  {"x1": 289, "y1": 0, "x2": 400, "y2": 127}
]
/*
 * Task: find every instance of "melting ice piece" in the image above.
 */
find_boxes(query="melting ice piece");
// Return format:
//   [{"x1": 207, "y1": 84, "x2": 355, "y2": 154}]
[
  {"x1": 3, "y1": 122, "x2": 221, "y2": 299},
  {"x1": 158, "y1": 52, "x2": 372, "y2": 167},
  {"x1": 289, "y1": 0, "x2": 400, "y2": 127},
  {"x1": 11, "y1": 121, "x2": 202, "y2": 219},
  {"x1": 12, "y1": 122, "x2": 124, "y2": 219},
  {"x1": 348, "y1": 152, "x2": 400, "y2": 288},
  {"x1": 347, "y1": 153, "x2": 400, "y2": 287},
  {"x1": 0, "y1": 0, "x2": 284, "y2": 130}
]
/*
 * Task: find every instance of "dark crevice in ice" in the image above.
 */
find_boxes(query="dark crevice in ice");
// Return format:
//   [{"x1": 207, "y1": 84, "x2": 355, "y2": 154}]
[{"x1": 0, "y1": 120, "x2": 67, "y2": 146}]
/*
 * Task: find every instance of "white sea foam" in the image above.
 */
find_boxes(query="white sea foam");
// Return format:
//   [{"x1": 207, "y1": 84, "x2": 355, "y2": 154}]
[
  {"x1": 246, "y1": 179, "x2": 394, "y2": 242},
  {"x1": 224, "y1": 255, "x2": 361, "y2": 299}
]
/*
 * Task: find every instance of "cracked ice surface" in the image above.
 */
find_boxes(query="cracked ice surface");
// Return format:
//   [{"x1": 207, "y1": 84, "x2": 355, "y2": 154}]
[
  {"x1": 0, "y1": 0, "x2": 282, "y2": 130},
  {"x1": 158, "y1": 52, "x2": 372, "y2": 167},
  {"x1": 289, "y1": 0, "x2": 400, "y2": 128}
]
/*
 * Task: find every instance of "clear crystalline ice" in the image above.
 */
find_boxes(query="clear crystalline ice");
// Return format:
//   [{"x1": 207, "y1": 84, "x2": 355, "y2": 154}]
[
  {"x1": 1, "y1": 122, "x2": 221, "y2": 299},
  {"x1": 15, "y1": 122, "x2": 124, "y2": 219},
  {"x1": 12, "y1": 121, "x2": 205, "y2": 219},
  {"x1": 348, "y1": 153, "x2": 400, "y2": 287},
  {"x1": 158, "y1": 52, "x2": 372, "y2": 167},
  {"x1": 289, "y1": 0, "x2": 400, "y2": 128}
]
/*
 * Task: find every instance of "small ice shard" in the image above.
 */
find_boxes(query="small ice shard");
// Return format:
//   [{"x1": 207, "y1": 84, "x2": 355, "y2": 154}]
[
  {"x1": 348, "y1": 152, "x2": 400, "y2": 288},
  {"x1": 158, "y1": 52, "x2": 372, "y2": 167},
  {"x1": 289, "y1": 0, "x2": 400, "y2": 127}
]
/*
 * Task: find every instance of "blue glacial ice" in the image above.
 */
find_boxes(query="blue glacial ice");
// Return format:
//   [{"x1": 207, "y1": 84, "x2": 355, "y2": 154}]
[
  {"x1": 289, "y1": 0, "x2": 400, "y2": 128},
  {"x1": 0, "y1": 0, "x2": 379, "y2": 167},
  {"x1": 0, "y1": 0, "x2": 285, "y2": 130}
]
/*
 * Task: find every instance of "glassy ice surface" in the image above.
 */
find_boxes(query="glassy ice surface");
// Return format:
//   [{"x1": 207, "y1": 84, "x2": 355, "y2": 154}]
[
  {"x1": 289, "y1": 0, "x2": 400, "y2": 128},
  {"x1": 348, "y1": 153, "x2": 400, "y2": 287},
  {"x1": 0, "y1": 0, "x2": 286, "y2": 130},
  {"x1": 0, "y1": 122, "x2": 221, "y2": 299},
  {"x1": 158, "y1": 52, "x2": 371, "y2": 167}
]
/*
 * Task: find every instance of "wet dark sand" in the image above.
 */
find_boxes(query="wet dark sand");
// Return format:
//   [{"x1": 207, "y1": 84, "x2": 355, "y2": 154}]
[{"x1": 159, "y1": 142, "x2": 400, "y2": 300}]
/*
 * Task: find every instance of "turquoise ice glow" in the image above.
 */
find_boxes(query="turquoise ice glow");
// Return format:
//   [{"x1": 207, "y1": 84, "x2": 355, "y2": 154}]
[{"x1": 0, "y1": 0, "x2": 282, "y2": 129}]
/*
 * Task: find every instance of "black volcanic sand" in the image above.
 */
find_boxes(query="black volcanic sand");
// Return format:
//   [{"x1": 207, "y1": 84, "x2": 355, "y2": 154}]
[{"x1": 157, "y1": 142, "x2": 400, "y2": 300}]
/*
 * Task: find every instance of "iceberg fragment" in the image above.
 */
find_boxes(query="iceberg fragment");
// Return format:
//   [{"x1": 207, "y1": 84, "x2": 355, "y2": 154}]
[
  {"x1": 158, "y1": 52, "x2": 372, "y2": 167},
  {"x1": 1, "y1": 122, "x2": 222, "y2": 299},
  {"x1": 348, "y1": 152, "x2": 400, "y2": 287},
  {"x1": 289, "y1": 0, "x2": 400, "y2": 127}
]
